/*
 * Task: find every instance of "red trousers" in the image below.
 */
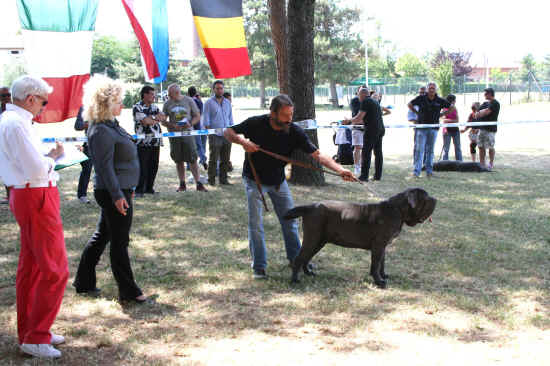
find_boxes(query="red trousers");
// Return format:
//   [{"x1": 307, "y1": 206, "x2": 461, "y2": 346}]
[{"x1": 9, "y1": 186, "x2": 68, "y2": 344}]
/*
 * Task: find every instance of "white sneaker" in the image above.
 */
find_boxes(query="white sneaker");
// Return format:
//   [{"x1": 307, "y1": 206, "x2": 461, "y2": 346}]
[
  {"x1": 50, "y1": 333, "x2": 65, "y2": 345},
  {"x1": 20, "y1": 343, "x2": 61, "y2": 358}
]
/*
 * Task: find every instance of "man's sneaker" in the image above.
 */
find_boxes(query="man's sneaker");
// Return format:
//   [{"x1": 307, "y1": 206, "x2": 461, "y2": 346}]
[
  {"x1": 357, "y1": 175, "x2": 368, "y2": 182},
  {"x1": 78, "y1": 196, "x2": 90, "y2": 204},
  {"x1": 20, "y1": 343, "x2": 61, "y2": 358},
  {"x1": 196, "y1": 182, "x2": 208, "y2": 192},
  {"x1": 253, "y1": 269, "x2": 267, "y2": 279},
  {"x1": 50, "y1": 333, "x2": 65, "y2": 345},
  {"x1": 202, "y1": 162, "x2": 208, "y2": 170},
  {"x1": 176, "y1": 182, "x2": 187, "y2": 192}
]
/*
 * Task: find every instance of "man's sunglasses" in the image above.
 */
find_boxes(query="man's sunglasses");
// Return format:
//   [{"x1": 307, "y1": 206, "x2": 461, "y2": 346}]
[{"x1": 0, "y1": 93, "x2": 11, "y2": 98}]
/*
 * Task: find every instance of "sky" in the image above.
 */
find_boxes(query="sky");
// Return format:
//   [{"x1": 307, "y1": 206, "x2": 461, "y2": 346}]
[{"x1": 2, "y1": 0, "x2": 548, "y2": 67}]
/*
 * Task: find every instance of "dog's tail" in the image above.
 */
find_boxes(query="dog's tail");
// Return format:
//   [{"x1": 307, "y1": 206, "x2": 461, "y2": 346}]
[{"x1": 283, "y1": 204, "x2": 316, "y2": 220}]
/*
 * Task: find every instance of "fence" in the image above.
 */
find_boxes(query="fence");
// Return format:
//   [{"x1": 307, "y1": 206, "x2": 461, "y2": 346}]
[{"x1": 229, "y1": 75, "x2": 550, "y2": 109}]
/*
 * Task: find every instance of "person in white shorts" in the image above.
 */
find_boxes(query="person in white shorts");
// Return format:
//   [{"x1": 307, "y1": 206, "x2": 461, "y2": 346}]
[{"x1": 349, "y1": 87, "x2": 369, "y2": 175}]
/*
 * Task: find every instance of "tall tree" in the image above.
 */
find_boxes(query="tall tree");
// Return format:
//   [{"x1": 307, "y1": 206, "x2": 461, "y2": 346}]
[
  {"x1": 430, "y1": 60, "x2": 454, "y2": 97},
  {"x1": 91, "y1": 36, "x2": 136, "y2": 78},
  {"x1": 431, "y1": 48, "x2": 473, "y2": 77},
  {"x1": 314, "y1": 0, "x2": 362, "y2": 107},
  {"x1": 396, "y1": 53, "x2": 428, "y2": 78},
  {"x1": 519, "y1": 53, "x2": 537, "y2": 81},
  {"x1": 268, "y1": 0, "x2": 289, "y2": 94},
  {"x1": 287, "y1": 0, "x2": 324, "y2": 186},
  {"x1": 244, "y1": 0, "x2": 278, "y2": 107}
]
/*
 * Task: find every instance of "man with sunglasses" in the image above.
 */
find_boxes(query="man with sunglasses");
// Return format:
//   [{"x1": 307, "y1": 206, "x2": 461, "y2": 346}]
[{"x1": 0, "y1": 76, "x2": 68, "y2": 359}]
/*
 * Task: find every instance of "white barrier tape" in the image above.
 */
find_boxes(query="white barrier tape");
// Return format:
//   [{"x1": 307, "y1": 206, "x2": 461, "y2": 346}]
[{"x1": 41, "y1": 119, "x2": 550, "y2": 143}]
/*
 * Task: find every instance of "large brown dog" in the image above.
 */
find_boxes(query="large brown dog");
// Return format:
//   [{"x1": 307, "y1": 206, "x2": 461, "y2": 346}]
[{"x1": 284, "y1": 188, "x2": 436, "y2": 288}]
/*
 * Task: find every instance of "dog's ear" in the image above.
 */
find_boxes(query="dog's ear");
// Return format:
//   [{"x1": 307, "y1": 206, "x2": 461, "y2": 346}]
[{"x1": 407, "y1": 190, "x2": 417, "y2": 209}]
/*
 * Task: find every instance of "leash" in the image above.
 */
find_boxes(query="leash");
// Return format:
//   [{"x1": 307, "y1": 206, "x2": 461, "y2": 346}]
[
  {"x1": 257, "y1": 147, "x2": 363, "y2": 184},
  {"x1": 247, "y1": 147, "x2": 378, "y2": 198},
  {"x1": 247, "y1": 152, "x2": 269, "y2": 211}
]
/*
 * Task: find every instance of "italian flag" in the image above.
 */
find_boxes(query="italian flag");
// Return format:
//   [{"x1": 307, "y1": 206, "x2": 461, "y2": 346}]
[{"x1": 17, "y1": 0, "x2": 98, "y2": 123}]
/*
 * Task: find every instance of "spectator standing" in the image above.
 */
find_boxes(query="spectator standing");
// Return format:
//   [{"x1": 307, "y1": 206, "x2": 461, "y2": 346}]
[
  {"x1": 202, "y1": 80, "x2": 234, "y2": 185},
  {"x1": 408, "y1": 87, "x2": 426, "y2": 165},
  {"x1": 0, "y1": 76, "x2": 68, "y2": 359},
  {"x1": 187, "y1": 86, "x2": 208, "y2": 170},
  {"x1": 133, "y1": 86, "x2": 165, "y2": 197},
  {"x1": 1, "y1": 86, "x2": 12, "y2": 204},
  {"x1": 345, "y1": 87, "x2": 385, "y2": 181},
  {"x1": 474, "y1": 88, "x2": 499, "y2": 170},
  {"x1": 223, "y1": 91, "x2": 234, "y2": 173},
  {"x1": 162, "y1": 84, "x2": 207, "y2": 192},
  {"x1": 224, "y1": 94, "x2": 355, "y2": 279},
  {"x1": 408, "y1": 82, "x2": 452, "y2": 177},
  {"x1": 74, "y1": 106, "x2": 93, "y2": 203},
  {"x1": 73, "y1": 75, "x2": 148, "y2": 304},
  {"x1": 441, "y1": 94, "x2": 463, "y2": 161},
  {"x1": 461, "y1": 102, "x2": 481, "y2": 162},
  {"x1": 349, "y1": 86, "x2": 368, "y2": 176}
]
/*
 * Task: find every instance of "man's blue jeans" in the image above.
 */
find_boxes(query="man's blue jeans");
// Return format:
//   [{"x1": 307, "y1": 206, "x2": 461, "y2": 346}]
[
  {"x1": 243, "y1": 177, "x2": 301, "y2": 270},
  {"x1": 414, "y1": 128, "x2": 438, "y2": 175},
  {"x1": 442, "y1": 130, "x2": 463, "y2": 161}
]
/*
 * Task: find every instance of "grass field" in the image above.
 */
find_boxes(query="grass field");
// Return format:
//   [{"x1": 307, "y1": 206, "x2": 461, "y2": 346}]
[{"x1": 0, "y1": 102, "x2": 549, "y2": 365}]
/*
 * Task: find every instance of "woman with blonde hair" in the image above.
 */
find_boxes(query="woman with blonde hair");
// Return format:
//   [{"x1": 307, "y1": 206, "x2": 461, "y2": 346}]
[{"x1": 73, "y1": 75, "x2": 147, "y2": 303}]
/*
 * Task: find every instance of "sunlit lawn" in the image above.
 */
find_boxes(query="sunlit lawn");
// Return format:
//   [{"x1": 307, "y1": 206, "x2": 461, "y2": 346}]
[
  {"x1": 1, "y1": 103, "x2": 550, "y2": 365},
  {"x1": 1, "y1": 146, "x2": 549, "y2": 365}
]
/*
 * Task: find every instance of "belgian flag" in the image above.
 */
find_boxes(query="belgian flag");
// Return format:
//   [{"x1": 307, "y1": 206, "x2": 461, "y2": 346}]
[{"x1": 190, "y1": 0, "x2": 252, "y2": 79}]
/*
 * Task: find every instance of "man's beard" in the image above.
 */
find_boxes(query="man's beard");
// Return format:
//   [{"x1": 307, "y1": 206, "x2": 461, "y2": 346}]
[{"x1": 273, "y1": 117, "x2": 290, "y2": 133}]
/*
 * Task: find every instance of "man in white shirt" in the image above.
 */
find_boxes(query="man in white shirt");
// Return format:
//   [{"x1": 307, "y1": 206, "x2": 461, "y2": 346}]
[{"x1": 0, "y1": 76, "x2": 68, "y2": 359}]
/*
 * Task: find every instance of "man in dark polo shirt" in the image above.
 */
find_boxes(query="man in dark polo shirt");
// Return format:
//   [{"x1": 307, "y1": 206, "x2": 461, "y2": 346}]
[
  {"x1": 344, "y1": 87, "x2": 385, "y2": 181},
  {"x1": 408, "y1": 82, "x2": 452, "y2": 177},
  {"x1": 224, "y1": 94, "x2": 355, "y2": 279},
  {"x1": 474, "y1": 88, "x2": 500, "y2": 170}
]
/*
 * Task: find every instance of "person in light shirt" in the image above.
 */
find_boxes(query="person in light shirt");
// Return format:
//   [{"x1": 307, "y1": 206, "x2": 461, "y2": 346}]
[{"x1": 0, "y1": 76, "x2": 68, "y2": 359}]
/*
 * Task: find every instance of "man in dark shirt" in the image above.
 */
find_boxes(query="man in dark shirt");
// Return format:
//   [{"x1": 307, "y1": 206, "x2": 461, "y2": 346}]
[
  {"x1": 408, "y1": 82, "x2": 452, "y2": 177},
  {"x1": 224, "y1": 94, "x2": 355, "y2": 279},
  {"x1": 473, "y1": 88, "x2": 499, "y2": 170},
  {"x1": 345, "y1": 87, "x2": 385, "y2": 181},
  {"x1": 349, "y1": 86, "x2": 369, "y2": 176}
]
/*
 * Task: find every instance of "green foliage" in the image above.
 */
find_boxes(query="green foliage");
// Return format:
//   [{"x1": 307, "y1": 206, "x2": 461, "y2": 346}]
[
  {"x1": 243, "y1": 0, "x2": 277, "y2": 86},
  {"x1": 396, "y1": 53, "x2": 428, "y2": 78},
  {"x1": 543, "y1": 54, "x2": 550, "y2": 79},
  {"x1": 91, "y1": 36, "x2": 139, "y2": 78},
  {"x1": 314, "y1": 0, "x2": 363, "y2": 85},
  {"x1": 490, "y1": 68, "x2": 510, "y2": 83},
  {"x1": 519, "y1": 53, "x2": 538, "y2": 81},
  {"x1": 430, "y1": 60, "x2": 454, "y2": 97},
  {"x1": 1, "y1": 57, "x2": 27, "y2": 87},
  {"x1": 122, "y1": 83, "x2": 142, "y2": 108}
]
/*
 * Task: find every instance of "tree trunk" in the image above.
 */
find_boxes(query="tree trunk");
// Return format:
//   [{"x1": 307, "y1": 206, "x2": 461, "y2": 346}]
[
  {"x1": 329, "y1": 80, "x2": 339, "y2": 108},
  {"x1": 268, "y1": 0, "x2": 289, "y2": 94},
  {"x1": 259, "y1": 79, "x2": 266, "y2": 108},
  {"x1": 287, "y1": 0, "x2": 324, "y2": 186}
]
